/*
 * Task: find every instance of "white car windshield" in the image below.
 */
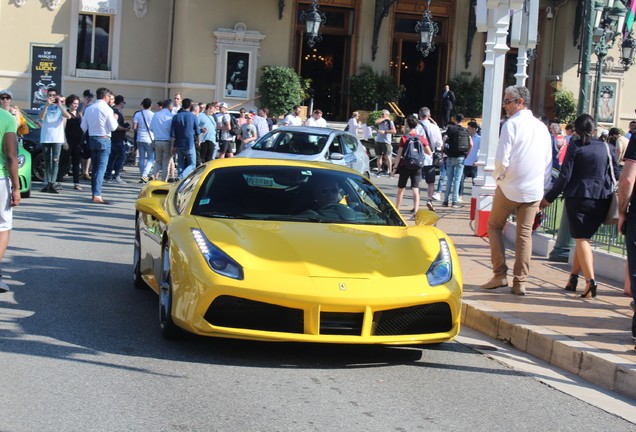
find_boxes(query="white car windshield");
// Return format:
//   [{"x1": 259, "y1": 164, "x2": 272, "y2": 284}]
[
  {"x1": 191, "y1": 166, "x2": 404, "y2": 226},
  {"x1": 251, "y1": 130, "x2": 330, "y2": 156}
]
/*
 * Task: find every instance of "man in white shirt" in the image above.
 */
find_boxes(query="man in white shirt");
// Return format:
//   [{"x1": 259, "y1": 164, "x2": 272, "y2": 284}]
[
  {"x1": 150, "y1": 99, "x2": 175, "y2": 181},
  {"x1": 416, "y1": 106, "x2": 443, "y2": 208},
  {"x1": 481, "y1": 86, "x2": 552, "y2": 295},
  {"x1": 39, "y1": 88, "x2": 71, "y2": 193},
  {"x1": 305, "y1": 109, "x2": 327, "y2": 127},
  {"x1": 282, "y1": 105, "x2": 302, "y2": 126},
  {"x1": 81, "y1": 87, "x2": 119, "y2": 204}
]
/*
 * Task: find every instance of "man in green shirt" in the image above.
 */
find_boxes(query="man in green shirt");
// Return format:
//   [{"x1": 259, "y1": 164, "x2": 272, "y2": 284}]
[{"x1": 0, "y1": 107, "x2": 21, "y2": 292}]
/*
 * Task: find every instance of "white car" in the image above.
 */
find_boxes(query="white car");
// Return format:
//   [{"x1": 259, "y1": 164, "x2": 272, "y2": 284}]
[{"x1": 237, "y1": 126, "x2": 371, "y2": 177}]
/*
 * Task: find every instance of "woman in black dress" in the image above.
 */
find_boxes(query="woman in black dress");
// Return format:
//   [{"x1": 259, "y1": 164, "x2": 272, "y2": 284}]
[
  {"x1": 541, "y1": 114, "x2": 619, "y2": 298},
  {"x1": 64, "y1": 95, "x2": 84, "y2": 190}
]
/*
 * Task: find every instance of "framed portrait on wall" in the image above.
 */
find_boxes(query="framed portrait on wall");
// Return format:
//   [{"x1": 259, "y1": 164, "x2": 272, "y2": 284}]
[
  {"x1": 224, "y1": 51, "x2": 250, "y2": 99},
  {"x1": 595, "y1": 80, "x2": 618, "y2": 125}
]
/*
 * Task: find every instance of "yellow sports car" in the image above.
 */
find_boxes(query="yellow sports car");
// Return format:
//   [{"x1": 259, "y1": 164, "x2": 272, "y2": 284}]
[{"x1": 134, "y1": 158, "x2": 462, "y2": 343}]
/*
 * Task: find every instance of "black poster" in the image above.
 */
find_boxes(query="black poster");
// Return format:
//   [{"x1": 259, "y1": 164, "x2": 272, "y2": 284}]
[{"x1": 30, "y1": 46, "x2": 63, "y2": 109}]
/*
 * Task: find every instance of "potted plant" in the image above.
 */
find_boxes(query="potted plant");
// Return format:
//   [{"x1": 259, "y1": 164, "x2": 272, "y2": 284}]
[
  {"x1": 553, "y1": 89, "x2": 577, "y2": 124},
  {"x1": 259, "y1": 65, "x2": 305, "y2": 118}
]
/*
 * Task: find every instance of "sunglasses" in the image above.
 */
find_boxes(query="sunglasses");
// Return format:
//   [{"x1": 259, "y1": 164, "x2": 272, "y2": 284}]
[
  {"x1": 503, "y1": 98, "x2": 518, "y2": 105},
  {"x1": 0, "y1": 96, "x2": 11, "y2": 100}
]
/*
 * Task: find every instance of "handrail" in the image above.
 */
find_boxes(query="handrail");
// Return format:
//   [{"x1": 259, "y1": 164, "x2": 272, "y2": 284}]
[{"x1": 387, "y1": 101, "x2": 405, "y2": 119}]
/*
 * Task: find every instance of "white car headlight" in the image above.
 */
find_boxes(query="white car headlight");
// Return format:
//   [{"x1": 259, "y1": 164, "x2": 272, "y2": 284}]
[
  {"x1": 17, "y1": 154, "x2": 25, "y2": 168},
  {"x1": 426, "y1": 239, "x2": 452, "y2": 286},
  {"x1": 192, "y1": 228, "x2": 243, "y2": 280}
]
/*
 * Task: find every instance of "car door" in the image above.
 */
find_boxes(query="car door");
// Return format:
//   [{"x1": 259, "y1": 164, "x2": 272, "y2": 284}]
[{"x1": 339, "y1": 133, "x2": 361, "y2": 173}]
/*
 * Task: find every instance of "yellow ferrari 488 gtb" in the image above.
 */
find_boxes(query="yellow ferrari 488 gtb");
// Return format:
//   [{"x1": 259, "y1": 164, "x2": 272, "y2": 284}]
[{"x1": 134, "y1": 158, "x2": 462, "y2": 343}]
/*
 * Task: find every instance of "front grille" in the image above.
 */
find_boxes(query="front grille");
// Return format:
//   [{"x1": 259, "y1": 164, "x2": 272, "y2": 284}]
[
  {"x1": 372, "y1": 303, "x2": 452, "y2": 336},
  {"x1": 205, "y1": 296, "x2": 304, "y2": 334},
  {"x1": 320, "y1": 312, "x2": 363, "y2": 335}
]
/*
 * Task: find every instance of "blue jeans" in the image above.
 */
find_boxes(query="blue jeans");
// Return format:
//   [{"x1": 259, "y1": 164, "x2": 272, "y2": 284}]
[
  {"x1": 106, "y1": 140, "x2": 126, "y2": 179},
  {"x1": 177, "y1": 146, "x2": 196, "y2": 179},
  {"x1": 444, "y1": 156, "x2": 465, "y2": 204},
  {"x1": 42, "y1": 142, "x2": 62, "y2": 185},
  {"x1": 625, "y1": 218, "x2": 636, "y2": 338},
  {"x1": 89, "y1": 137, "x2": 111, "y2": 197},
  {"x1": 138, "y1": 141, "x2": 154, "y2": 177},
  {"x1": 435, "y1": 158, "x2": 447, "y2": 193}
]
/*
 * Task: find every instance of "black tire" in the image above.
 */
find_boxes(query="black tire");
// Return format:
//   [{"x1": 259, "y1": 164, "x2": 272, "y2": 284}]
[
  {"x1": 133, "y1": 218, "x2": 148, "y2": 289},
  {"x1": 32, "y1": 153, "x2": 44, "y2": 182},
  {"x1": 21, "y1": 189, "x2": 31, "y2": 199},
  {"x1": 159, "y1": 242, "x2": 181, "y2": 339}
]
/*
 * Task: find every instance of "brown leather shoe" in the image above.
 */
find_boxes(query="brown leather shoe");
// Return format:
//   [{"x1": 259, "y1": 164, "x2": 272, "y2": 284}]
[
  {"x1": 511, "y1": 284, "x2": 526, "y2": 296},
  {"x1": 480, "y1": 276, "x2": 508, "y2": 290}
]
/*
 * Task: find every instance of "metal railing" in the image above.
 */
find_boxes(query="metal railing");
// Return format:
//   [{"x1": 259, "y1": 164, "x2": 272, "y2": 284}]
[{"x1": 520, "y1": 197, "x2": 626, "y2": 257}]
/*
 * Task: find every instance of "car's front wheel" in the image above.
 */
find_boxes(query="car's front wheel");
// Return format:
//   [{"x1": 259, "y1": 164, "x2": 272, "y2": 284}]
[{"x1": 159, "y1": 242, "x2": 180, "y2": 339}]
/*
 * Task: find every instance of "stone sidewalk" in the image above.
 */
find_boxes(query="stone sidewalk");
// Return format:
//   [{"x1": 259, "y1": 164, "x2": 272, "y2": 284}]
[
  {"x1": 373, "y1": 174, "x2": 635, "y2": 400},
  {"x1": 435, "y1": 202, "x2": 636, "y2": 400}
]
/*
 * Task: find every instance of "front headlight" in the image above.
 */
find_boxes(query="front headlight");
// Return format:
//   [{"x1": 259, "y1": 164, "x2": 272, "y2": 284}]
[
  {"x1": 17, "y1": 154, "x2": 25, "y2": 168},
  {"x1": 192, "y1": 228, "x2": 243, "y2": 280},
  {"x1": 426, "y1": 239, "x2": 452, "y2": 286}
]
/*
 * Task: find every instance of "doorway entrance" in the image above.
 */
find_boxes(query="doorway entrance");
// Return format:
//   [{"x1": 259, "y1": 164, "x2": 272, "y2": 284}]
[
  {"x1": 391, "y1": 39, "x2": 441, "y2": 118},
  {"x1": 299, "y1": 34, "x2": 349, "y2": 120}
]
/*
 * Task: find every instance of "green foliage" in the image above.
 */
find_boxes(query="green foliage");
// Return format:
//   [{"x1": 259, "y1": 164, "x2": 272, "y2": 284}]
[
  {"x1": 350, "y1": 64, "x2": 402, "y2": 111},
  {"x1": 259, "y1": 65, "x2": 305, "y2": 118},
  {"x1": 448, "y1": 75, "x2": 484, "y2": 118},
  {"x1": 365, "y1": 110, "x2": 394, "y2": 128},
  {"x1": 553, "y1": 90, "x2": 577, "y2": 124}
]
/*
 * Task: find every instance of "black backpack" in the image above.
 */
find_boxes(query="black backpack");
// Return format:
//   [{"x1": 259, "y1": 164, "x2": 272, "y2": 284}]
[
  {"x1": 446, "y1": 125, "x2": 470, "y2": 157},
  {"x1": 402, "y1": 135, "x2": 426, "y2": 170},
  {"x1": 228, "y1": 114, "x2": 241, "y2": 137}
]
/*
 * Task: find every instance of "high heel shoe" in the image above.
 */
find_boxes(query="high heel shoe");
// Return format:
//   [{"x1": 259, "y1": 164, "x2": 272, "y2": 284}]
[
  {"x1": 564, "y1": 274, "x2": 578, "y2": 292},
  {"x1": 580, "y1": 279, "x2": 597, "y2": 299}
]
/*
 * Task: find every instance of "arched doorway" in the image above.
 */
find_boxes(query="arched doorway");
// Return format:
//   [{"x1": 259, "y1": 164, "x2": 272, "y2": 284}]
[{"x1": 294, "y1": 1, "x2": 356, "y2": 121}]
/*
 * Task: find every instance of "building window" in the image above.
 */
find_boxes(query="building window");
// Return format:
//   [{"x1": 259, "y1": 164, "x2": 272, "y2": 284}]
[{"x1": 76, "y1": 13, "x2": 111, "y2": 71}]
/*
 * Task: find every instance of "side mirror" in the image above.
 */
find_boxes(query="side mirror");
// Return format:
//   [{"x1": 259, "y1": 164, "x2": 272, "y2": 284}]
[
  {"x1": 414, "y1": 209, "x2": 440, "y2": 226},
  {"x1": 329, "y1": 152, "x2": 345, "y2": 161},
  {"x1": 136, "y1": 196, "x2": 170, "y2": 224}
]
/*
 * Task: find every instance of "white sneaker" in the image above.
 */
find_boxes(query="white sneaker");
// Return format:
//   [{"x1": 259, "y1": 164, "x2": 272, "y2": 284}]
[
  {"x1": 0, "y1": 279, "x2": 9, "y2": 293},
  {"x1": 457, "y1": 197, "x2": 464, "y2": 203},
  {"x1": 432, "y1": 192, "x2": 441, "y2": 201},
  {"x1": 114, "y1": 176, "x2": 126, "y2": 184}
]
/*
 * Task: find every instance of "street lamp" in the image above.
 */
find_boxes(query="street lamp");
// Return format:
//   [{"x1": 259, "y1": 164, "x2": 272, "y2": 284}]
[
  {"x1": 592, "y1": 0, "x2": 626, "y2": 123},
  {"x1": 415, "y1": 0, "x2": 439, "y2": 57},
  {"x1": 300, "y1": 0, "x2": 326, "y2": 49},
  {"x1": 621, "y1": 32, "x2": 636, "y2": 69}
]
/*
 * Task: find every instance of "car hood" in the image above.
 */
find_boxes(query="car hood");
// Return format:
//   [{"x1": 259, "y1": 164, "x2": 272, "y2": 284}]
[{"x1": 193, "y1": 217, "x2": 440, "y2": 279}]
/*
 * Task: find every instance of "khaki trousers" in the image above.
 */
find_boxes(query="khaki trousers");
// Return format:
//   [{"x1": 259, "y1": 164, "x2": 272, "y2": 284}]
[{"x1": 487, "y1": 186, "x2": 540, "y2": 285}]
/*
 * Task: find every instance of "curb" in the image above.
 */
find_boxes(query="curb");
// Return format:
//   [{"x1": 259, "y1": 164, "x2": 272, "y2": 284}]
[{"x1": 461, "y1": 300, "x2": 636, "y2": 400}]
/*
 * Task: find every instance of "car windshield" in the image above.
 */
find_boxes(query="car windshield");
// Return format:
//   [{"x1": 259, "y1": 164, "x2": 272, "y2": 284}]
[
  {"x1": 191, "y1": 166, "x2": 404, "y2": 226},
  {"x1": 251, "y1": 130, "x2": 329, "y2": 156}
]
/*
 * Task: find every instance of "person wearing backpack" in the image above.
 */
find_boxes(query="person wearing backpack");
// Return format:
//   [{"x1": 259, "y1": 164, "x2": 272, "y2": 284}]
[
  {"x1": 392, "y1": 115, "x2": 431, "y2": 217},
  {"x1": 442, "y1": 114, "x2": 472, "y2": 208}
]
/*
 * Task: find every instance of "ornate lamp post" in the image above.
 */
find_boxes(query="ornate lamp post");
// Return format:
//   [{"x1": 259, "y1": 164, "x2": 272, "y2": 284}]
[
  {"x1": 591, "y1": 0, "x2": 626, "y2": 122},
  {"x1": 300, "y1": 0, "x2": 326, "y2": 49},
  {"x1": 621, "y1": 32, "x2": 636, "y2": 69},
  {"x1": 415, "y1": 0, "x2": 439, "y2": 57}
]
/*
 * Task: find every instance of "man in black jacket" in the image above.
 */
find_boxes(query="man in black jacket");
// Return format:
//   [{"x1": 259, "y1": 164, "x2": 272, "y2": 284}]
[{"x1": 441, "y1": 84, "x2": 456, "y2": 127}]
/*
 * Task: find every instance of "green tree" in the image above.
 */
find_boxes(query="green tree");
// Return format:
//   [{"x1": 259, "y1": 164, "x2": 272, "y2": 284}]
[
  {"x1": 349, "y1": 64, "x2": 401, "y2": 110},
  {"x1": 553, "y1": 89, "x2": 577, "y2": 124},
  {"x1": 448, "y1": 75, "x2": 484, "y2": 118},
  {"x1": 259, "y1": 65, "x2": 305, "y2": 118}
]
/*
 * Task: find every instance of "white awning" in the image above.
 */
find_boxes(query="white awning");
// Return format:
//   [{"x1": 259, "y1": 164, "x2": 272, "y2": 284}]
[{"x1": 80, "y1": 0, "x2": 118, "y2": 15}]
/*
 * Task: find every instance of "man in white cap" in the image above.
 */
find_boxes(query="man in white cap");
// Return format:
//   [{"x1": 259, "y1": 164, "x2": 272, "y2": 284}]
[{"x1": 217, "y1": 102, "x2": 235, "y2": 159}]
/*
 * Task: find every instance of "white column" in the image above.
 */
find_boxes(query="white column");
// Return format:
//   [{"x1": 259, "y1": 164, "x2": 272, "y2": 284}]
[{"x1": 473, "y1": 3, "x2": 512, "y2": 236}]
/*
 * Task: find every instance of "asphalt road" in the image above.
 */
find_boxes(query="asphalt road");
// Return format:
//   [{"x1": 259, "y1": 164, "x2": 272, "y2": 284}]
[{"x1": 0, "y1": 172, "x2": 634, "y2": 431}]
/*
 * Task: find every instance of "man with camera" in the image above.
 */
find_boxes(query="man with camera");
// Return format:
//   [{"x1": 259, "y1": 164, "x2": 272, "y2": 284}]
[
  {"x1": 374, "y1": 109, "x2": 396, "y2": 176},
  {"x1": 39, "y1": 88, "x2": 71, "y2": 193}
]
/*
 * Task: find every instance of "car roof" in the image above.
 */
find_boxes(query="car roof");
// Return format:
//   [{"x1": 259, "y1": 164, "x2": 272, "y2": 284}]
[
  {"x1": 206, "y1": 157, "x2": 361, "y2": 175},
  {"x1": 268, "y1": 126, "x2": 340, "y2": 135}
]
